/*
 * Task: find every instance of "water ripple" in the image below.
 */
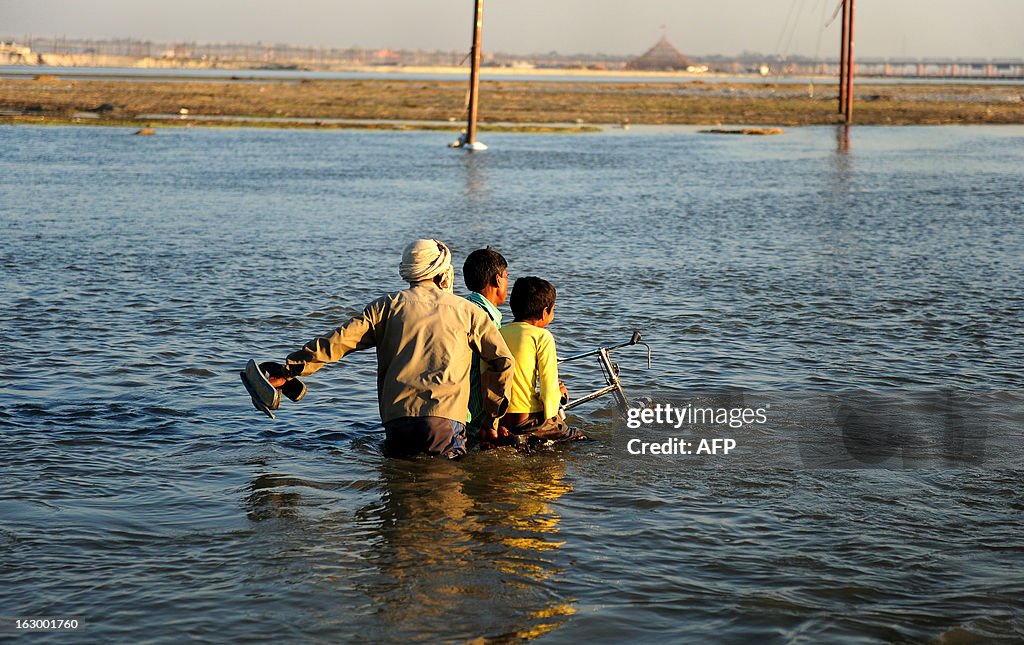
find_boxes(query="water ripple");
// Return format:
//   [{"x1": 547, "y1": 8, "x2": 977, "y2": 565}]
[{"x1": 1, "y1": 124, "x2": 1022, "y2": 642}]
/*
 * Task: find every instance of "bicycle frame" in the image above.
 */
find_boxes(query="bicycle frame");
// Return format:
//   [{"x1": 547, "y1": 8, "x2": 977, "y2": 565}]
[{"x1": 558, "y1": 330, "x2": 651, "y2": 414}]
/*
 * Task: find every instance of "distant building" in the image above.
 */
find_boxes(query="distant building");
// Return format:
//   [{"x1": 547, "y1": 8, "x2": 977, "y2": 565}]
[
  {"x1": 628, "y1": 36, "x2": 693, "y2": 71},
  {"x1": 1, "y1": 41, "x2": 34, "y2": 64}
]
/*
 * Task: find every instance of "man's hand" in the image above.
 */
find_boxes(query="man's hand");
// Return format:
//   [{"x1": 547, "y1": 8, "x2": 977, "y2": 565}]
[
  {"x1": 260, "y1": 362, "x2": 293, "y2": 389},
  {"x1": 479, "y1": 425, "x2": 498, "y2": 449},
  {"x1": 558, "y1": 380, "x2": 569, "y2": 405},
  {"x1": 478, "y1": 417, "x2": 510, "y2": 449}
]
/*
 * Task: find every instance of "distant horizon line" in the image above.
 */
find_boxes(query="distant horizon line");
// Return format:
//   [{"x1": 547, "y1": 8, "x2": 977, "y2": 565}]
[{"x1": 3, "y1": 33, "x2": 1020, "y2": 64}]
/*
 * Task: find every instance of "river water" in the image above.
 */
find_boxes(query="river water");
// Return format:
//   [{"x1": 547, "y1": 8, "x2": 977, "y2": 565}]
[{"x1": 1, "y1": 123, "x2": 1022, "y2": 642}]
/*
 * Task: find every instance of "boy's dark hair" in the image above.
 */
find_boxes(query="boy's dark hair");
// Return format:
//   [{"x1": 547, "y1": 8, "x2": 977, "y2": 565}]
[
  {"x1": 510, "y1": 276, "x2": 556, "y2": 321},
  {"x1": 463, "y1": 247, "x2": 507, "y2": 292}
]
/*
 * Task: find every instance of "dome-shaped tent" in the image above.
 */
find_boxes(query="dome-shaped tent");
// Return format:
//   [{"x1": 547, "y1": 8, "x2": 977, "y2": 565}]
[{"x1": 627, "y1": 36, "x2": 693, "y2": 71}]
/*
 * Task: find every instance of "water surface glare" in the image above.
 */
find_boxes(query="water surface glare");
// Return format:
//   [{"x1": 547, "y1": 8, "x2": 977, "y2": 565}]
[{"x1": 1, "y1": 124, "x2": 1022, "y2": 642}]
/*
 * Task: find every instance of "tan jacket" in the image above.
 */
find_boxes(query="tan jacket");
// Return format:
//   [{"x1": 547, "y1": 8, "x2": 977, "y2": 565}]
[{"x1": 285, "y1": 283, "x2": 514, "y2": 424}]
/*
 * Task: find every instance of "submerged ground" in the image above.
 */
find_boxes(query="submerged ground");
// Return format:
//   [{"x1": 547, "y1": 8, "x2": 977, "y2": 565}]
[{"x1": 2, "y1": 75, "x2": 1023, "y2": 130}]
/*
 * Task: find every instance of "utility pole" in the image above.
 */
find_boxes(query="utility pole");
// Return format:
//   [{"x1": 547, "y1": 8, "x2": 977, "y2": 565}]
[
  {"x1": 844, "y1": 0, "x2": 855, "y2": 123},
  {"x1": 838, "y1": 0, "x2": 856, "y2": 124},
  {"x1": 838, "y1": 0, "x2": 847, "y2": 113},
  {"x1": 461, "y1": 0, "x2": 487, "y2": 150}
]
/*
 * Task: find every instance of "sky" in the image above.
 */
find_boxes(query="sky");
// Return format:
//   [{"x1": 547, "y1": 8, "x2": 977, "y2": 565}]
[{"x1": 2, "y1": 0, "x2": 1022, "y2": 60}]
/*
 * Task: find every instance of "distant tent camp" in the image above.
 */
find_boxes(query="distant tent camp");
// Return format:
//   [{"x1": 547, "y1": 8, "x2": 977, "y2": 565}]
[{"x1": 628, "y1": 36, "x2": 694, "y2": 71}]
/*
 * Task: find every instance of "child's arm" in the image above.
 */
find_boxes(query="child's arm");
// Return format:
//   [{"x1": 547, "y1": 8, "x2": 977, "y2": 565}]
[{"x1": 536, "y1": 330, "x2": 562, "y2": 420}]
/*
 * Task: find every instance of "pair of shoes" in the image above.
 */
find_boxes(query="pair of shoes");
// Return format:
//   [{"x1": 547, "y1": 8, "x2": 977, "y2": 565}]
[
  {"x1": 279, "y1": 376, "x2": 306, "y2": 403},
  {"x1": 257, "y1": 361, "x2": 307, "y2": 403},
  {"x1": 239, "y1": 359, "x2": 308, "y2": 419},
  {"x1": 240, "y1": 359, "x2": 279, "y2": 419}
]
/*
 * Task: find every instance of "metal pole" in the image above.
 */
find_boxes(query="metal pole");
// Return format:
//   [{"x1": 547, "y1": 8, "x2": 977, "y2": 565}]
[
  {"x1": 838, "y1": 0, "x2": 848, "y2": 114},
  {"x1": 465, "y1": 0, "x2": 484, "y2": 146},
  {"x1": 844, "y1": 0, "x2": 855, "y2": 123},
  {"x1": 598, "y1": 348, "x2": 631, "y2": 413}
]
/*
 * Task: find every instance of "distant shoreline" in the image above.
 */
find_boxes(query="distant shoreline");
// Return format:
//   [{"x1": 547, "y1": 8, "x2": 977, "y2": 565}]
[
  {"x1": 8, "y1": 62, "x2": 1023, "y2": 84},
  {"x1": 0, "y1": 62, "x2": 782, "y2": 82},
  {"x1": 2, "y1": 73, "x2": 1022, "y2": 130}
]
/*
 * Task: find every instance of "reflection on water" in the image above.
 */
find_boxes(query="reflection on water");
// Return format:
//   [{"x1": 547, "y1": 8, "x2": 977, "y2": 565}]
[
  {"x1": 460, "y1": 148, "x2": 490, "y2": 197},
  {"x1": 835, "y1": 124, "x2": 851, "y2": 155},
  {"x1": 247, "y1": 473, "x2": 319, "y2": 521},
  {"x1": 243, "y1": 451, "x2": 576, "y2": 641},
  {"x1": 368, "y1": 456, "x2": 574, "y2": 641}
]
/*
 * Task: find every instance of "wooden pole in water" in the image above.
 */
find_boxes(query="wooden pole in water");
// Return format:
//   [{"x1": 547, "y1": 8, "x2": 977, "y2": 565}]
[
  {"x1": 465, "y1": 0, "x2": 484, "y2": 146},
  {"x1": 838, "y1": 0, "x2": 848, "y2": 114},
  {"x1": 843, "y1": 0, "x2": 856, "y2": 124}
]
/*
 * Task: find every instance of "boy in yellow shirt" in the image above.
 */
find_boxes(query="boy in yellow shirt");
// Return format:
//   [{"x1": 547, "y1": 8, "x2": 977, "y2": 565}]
[{"x1": 495, "y1": 277, "x2": 588, "y2": 447}]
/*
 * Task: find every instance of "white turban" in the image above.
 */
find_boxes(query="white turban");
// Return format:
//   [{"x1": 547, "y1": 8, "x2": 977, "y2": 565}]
[{"x1": 399, "y1": 239, "x2": 454, "y2": 292}]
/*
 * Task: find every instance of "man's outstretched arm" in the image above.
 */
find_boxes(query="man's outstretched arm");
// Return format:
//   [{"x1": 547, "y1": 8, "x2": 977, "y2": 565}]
[{"x1": 267, "y1": 307, "x2": 377, "y2": 386}]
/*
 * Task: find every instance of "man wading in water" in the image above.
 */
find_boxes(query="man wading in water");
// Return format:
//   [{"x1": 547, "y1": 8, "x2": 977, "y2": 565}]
[{"x1": 265, "y1": 239, "x2": 514, "y2": 458}]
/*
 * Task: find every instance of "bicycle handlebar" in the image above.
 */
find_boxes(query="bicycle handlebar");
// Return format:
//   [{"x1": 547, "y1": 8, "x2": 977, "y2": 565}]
[{"x1": 557, "y1": 330, "x2": 644, "y2": 364}]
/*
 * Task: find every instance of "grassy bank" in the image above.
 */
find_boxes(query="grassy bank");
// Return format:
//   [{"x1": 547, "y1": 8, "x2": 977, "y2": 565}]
[{"x1": 2, "y1": 76, "x2": 1022, "y2": 129}]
